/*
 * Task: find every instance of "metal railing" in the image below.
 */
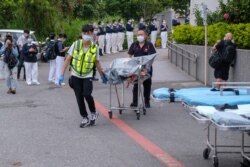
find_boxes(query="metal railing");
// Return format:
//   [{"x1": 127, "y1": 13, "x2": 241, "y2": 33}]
[{"x1": 167, "y1": 41, "x2": 198, "y2": 80}]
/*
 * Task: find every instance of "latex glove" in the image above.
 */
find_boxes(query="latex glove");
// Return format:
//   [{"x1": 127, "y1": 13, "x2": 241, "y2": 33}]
[
  {"x1": 101, "y1": 74, "x2": 107, "y2": 84},
  {"x1": 59, "y1": 75, "x2": 64, "y2": 85}
]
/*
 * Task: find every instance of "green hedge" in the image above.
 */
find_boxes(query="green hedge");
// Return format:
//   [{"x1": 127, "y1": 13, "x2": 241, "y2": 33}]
[{"x1": 172, "y1": 22, "x2": 250, "y2": 49}]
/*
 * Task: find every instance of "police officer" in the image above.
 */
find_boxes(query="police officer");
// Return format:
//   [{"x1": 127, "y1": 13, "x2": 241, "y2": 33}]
[
  {"x1": 97, "y1": 21, "x2": 105, "y2": 56},
  {"x1": 47, "y1": 32, "x2": 57, "y2": 83},
  {"x1": 55, "y1": 33, "x2": 69, "y2": 85},
  {"x1": 59, "y1": 24, "x2": 107, "y2": 128},
  {"x1": 149, "y1": 19, "x2": 158, "y2": 46},
  {"x1": 128, "y1": 29, "x2": 156, "y2": 108},
  {"x1": 126, "y1": 19, "x2": 134, "y2": 50},
  {"x1": 138, "y1": 17, "x2": 146, "y2": 30},
  {"x1": 111, "y1": 20, "x2": 118, "y2": 53},
  {"x1": 160, "y1": 19, "x2": 168, "y2": 49},
  {"x1": 105, "y1": 21, "x2": 112, "y2": 54},
  {"x1": 22, "y1": 38, "x2": 40, "y2": 85},
  {"x1": 117, "y1": 19, "x2": 125, "y2": 51}
]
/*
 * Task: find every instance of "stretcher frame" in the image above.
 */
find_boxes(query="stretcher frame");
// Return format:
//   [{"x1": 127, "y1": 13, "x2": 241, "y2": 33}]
[
  {"x1": 151, "y1": 87, "x2": 250, "y2": 166},
  {"x1": 189, "y1": 109, "x2": 250, "y2": 167},
  {"x1": 108, "y1": 65, "x2": 146, "y2": 120}
]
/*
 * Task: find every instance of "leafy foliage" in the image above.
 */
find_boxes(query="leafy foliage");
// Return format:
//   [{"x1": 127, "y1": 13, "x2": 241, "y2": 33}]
[
  {"x1": 173, "y1": 23, "x2": 250, "y2": 49},
  {"x1": 194, "y1": 0, "x2": 250, "y2": 25},
  {"x1": 0, "y1": 0, "x2": 188, "y2": 41}
]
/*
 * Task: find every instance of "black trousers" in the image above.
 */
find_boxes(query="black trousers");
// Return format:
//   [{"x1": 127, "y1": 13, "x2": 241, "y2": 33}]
[
  {"x1": 132, "y1": 78, "x2": 152, "y2": 105},
  {"x1": 71, "y1": 76, "x2": 96, "y2": 118},
  {"x1": 17, "y1": 63, "x2": 26, "y2": 80}
]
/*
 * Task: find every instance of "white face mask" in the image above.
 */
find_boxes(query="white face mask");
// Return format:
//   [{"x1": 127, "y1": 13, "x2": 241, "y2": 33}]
[
  {"x1": 82, "y1": 35, "x2": 93, "y2": 42},
  {"x1": 137, "y1": 36, "x2": 145, "y2": 43}
]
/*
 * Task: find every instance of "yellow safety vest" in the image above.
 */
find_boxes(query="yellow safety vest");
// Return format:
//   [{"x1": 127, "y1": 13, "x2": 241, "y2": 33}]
[{"x1": 70, "y1": 40, "x2": 97, "y2": 77}]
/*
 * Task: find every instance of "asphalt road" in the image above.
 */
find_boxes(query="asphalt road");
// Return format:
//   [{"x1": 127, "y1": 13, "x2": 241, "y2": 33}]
[{"x1": 0, "y1": 49, "x2": 249, "y2": 167}]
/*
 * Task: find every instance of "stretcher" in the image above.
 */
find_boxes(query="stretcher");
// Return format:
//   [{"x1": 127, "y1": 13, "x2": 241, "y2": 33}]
[
  {"x1": 190, "y1": 108, "x2": 250, "y2": 167},
  {"x1": 104, "y1": 54, "x2": 156, "y2": 120},
  {"x1": 152, "y1": 87, "x2": 250, "y2": 166}
]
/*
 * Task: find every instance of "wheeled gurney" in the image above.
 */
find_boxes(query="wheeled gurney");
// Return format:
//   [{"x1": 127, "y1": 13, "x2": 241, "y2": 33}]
[
  {"x1": 104, "y1": 54, "x2": 156, "y2": 120},
  {"x1": 152, "y1": 87, "x2": 250, "y2": 167}
]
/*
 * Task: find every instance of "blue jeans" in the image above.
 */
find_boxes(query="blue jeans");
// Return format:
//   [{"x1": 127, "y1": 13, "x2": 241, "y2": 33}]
[{"x1": 4, "y1": 63, "x2": 18, "y2": 89}]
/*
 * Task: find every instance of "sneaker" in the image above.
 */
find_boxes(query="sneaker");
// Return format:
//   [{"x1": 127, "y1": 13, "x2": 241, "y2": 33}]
[
  {"x1": 11, "y1": 89, "x2": 16, "y2": 94},
  {"x1": 80, "y1": 117, "x2": 89, "y2": 128},
  {"x1": 33, "y1": 81, "x2": 40, "y2": 85},
  {"x1": 90, "y1": 112, "x2": 99, "y2": 126},
  {"x1": 26, "y1": 81, "x2": 32, "y2": 85}
]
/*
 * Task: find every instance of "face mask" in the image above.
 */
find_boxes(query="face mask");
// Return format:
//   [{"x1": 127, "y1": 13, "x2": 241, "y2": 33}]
[
  {"x1": 82, "y1": 35, "x2": 92, "y2": 42},
  {"x1": 137, "y1": 36, "x2": 145, "y2": 43}
]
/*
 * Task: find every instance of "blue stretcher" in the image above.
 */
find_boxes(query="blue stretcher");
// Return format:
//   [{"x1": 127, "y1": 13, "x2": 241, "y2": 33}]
[{"x1": 152, "y1": 87, "x2": 250, "y2": 167}]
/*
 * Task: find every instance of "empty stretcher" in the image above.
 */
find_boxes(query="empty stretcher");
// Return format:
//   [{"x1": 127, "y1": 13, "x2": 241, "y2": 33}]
[{"x1": 152, "y1": 87, "x2": 250, "y2": 167}]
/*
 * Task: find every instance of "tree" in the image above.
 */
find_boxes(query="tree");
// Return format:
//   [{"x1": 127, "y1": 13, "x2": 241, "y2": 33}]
[
  {"x1": 219, "y1": 0, "x2": 250, "y2": 23},
  {"x1": 171, "y1": 0, "x2": 190, "y2": 16}
]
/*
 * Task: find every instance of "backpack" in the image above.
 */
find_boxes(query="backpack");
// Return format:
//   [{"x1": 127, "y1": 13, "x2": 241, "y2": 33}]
[
  {"x1": 44, "y1": 40, "x2": 57, "y2": 60},
  {"x1": 222, "y1": 42, "x2": 236, "y2": 64},
  {"x1": 3, "y1": 49, "x2": 18, "y2": 69},
  {"x1": 209, "y1": 51, "x2": 222, "y2": 69}
]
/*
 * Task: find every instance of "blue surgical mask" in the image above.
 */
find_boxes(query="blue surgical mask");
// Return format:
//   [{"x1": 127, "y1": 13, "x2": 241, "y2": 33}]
[
  {"x1": 82, "y1": 35, "x2": 93, "y2": 42},
  {"x1": 137, "y1": 36, "x2": 145, "y2": 43}
]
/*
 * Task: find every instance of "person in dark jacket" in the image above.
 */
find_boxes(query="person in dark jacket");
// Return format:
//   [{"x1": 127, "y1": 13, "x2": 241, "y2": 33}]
[
  {"x1": 22, "y1": 38, "x2": 40, "y2": 85},
  {"x1": 126, "y1": 19, "x2": 134, "y2": 49},
  {"x1": 97, "y1": 21, "x2": 105, "y2": 56},
  {"x1": 138, "y1": 17, "x2": 146, "y2": 30},
  {"x1": 212, "y1": 32, "x2": 236, "y2": 89},
  {"x1": 128, "y1": 29, "x2": 156, "y2": 108},
  {"x1": 105, "y1": 21, "x2": 112, "y2": 54},
  {"x1": 160, "y1": 19, "x2": 168, "y2": 48},
  {"x1": 117, "y1": 19, "x2": 125, "y2": 51}
]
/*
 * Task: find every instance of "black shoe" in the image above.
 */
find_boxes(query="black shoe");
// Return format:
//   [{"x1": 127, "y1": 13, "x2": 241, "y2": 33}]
[
  {"x1": 145, "y1": 103, "x2": 150, "y2": 108},
  {"x1": 130, "y1": 102, "x2": 137, "y2": 107},
  {"x1": 80, "y1": 117, "x2": 89, "y2": 128},
  {"x1": 92, "y1": 77, "x2": 99, "y2": 81},
  {"x1": 210, "y1": 88, "x2": 219, "y2": 91}
]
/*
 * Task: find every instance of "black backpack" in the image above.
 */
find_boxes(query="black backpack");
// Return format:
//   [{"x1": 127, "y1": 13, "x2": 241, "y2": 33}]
[
  {"x1": 3, "y1": 49, "x2": 18, "y2": 69},
  {"x1": 222, "y1": 42, "x2": 236, "y2": 64},
  {"x1": 45, "y1": 40, "x2": 57, "y2": 60},
  {"x1": 209, "y1": 51, "x2": 223, "y2": 69}
]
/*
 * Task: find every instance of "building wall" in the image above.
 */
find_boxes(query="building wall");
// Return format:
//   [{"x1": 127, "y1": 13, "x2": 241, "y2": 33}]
[{"x1": 173, "y1": 44, "x2": 250, "y2": 85}]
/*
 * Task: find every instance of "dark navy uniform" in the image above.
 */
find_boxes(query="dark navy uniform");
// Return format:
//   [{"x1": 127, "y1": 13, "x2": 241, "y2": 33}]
[{"x1": 128, "y1": 40, "x2": 156, "y2": 107}]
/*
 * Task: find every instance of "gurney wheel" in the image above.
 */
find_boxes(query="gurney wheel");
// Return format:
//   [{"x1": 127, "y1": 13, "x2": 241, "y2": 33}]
[
  {"x1": 119, "y1": 110, "x2": 122, "y2": 115},
  {"x1": 213, "y1": 156, "x2": 219, "y2": 167},
  {"x1": 203, "y1": 148, "x2": 210, "y2": 159},
  {"x1": 108, "y1": 111, "x2": 113, "y2": 119},
  {"x1": 143, "y1": 109, "x2": 146, "y2": 115},
  {"x1": 136, "y1": 113, "x2": 140, "y2": 120},
  {"x1": 241, "y1": 157, "x2": 250, "y2": 167}
]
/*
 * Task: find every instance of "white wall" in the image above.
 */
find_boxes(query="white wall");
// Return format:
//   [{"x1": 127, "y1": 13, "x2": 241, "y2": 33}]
[{"x1": 190, "y1": 0, "x2": 227, "y2": 25}]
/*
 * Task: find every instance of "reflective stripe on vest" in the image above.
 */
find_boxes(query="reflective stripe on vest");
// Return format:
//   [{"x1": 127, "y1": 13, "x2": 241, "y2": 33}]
[{"x1": 71, "y1": 40, "x2": 97, "y2": 77}]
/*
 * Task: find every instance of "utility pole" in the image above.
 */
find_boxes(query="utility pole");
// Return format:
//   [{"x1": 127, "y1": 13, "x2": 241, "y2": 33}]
[{"x1": 202, "y1": 3, "x2": 208, "y2": 86}]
